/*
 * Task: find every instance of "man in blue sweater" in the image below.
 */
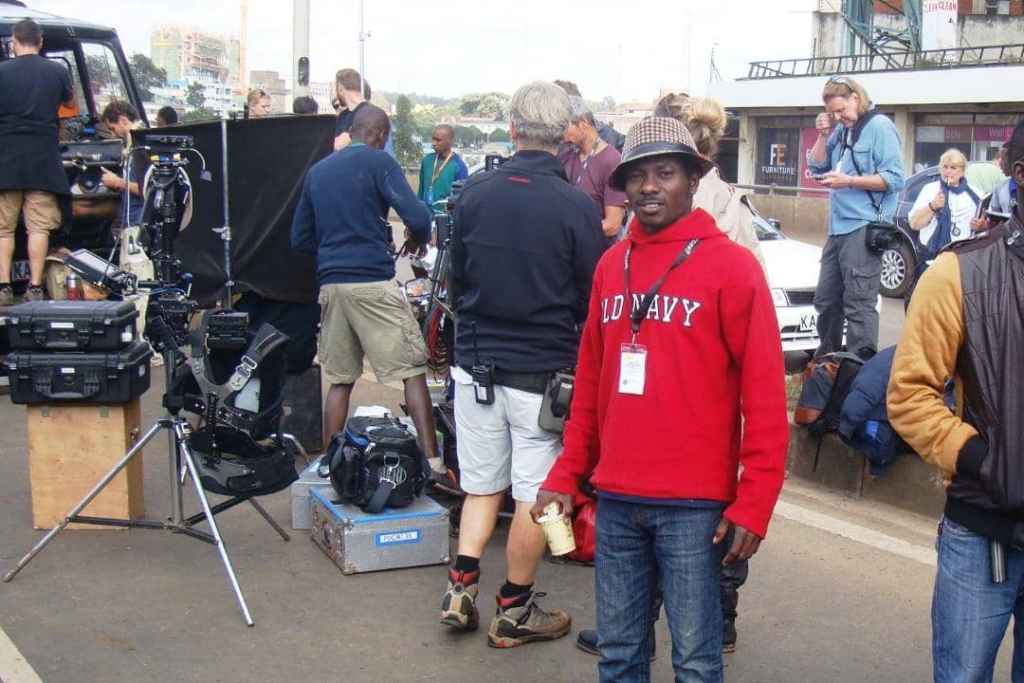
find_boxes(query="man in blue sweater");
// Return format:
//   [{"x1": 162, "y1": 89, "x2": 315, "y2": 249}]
[{"x1": 291, "y1": 105, "x2": 438, "y2": 464}]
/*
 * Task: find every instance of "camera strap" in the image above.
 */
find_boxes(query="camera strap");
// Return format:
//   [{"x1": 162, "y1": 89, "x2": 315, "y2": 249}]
[{"x1": 624, "y1": 238, "x2": 700, "y2": 347}]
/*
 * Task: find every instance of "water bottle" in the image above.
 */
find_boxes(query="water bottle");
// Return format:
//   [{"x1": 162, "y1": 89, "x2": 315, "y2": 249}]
[{"x1": 65, "y1": 272, "x2": 83, "y2": 300}]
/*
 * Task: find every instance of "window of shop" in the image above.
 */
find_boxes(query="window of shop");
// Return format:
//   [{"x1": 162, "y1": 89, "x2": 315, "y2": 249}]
[
  {"x1": 754, "y1": 116, "x2": 816, "y2": 191},
  {"x1": 913, "y1": 113, "x2": 1018, "y2": 172}
]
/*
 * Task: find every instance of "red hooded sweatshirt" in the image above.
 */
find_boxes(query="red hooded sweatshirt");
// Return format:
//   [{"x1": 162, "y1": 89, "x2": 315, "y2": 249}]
[{"x1": 541, "y1": 208, "x2": 789, "y2": 538}]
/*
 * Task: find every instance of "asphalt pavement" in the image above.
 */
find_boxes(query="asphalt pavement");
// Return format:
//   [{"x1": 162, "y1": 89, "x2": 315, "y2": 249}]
[{"x1": 0, "y1": 361, "x2": 1014, "y2": 683}]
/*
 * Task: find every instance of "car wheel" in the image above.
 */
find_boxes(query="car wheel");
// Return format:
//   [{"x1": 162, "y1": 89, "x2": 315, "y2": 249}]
[{"x1": 880, "y1": 239, "x2": 915, "y2": 299}]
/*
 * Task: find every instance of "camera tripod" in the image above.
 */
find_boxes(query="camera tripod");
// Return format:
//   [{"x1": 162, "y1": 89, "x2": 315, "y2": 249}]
[{"x1": 2, "y1": 341, "x2": 291, "y2": 627}]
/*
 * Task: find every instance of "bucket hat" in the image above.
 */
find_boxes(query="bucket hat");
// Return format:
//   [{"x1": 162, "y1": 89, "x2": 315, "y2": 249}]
[{"x1": 609, "y1": 116, "x2": 715, "y2": 190}]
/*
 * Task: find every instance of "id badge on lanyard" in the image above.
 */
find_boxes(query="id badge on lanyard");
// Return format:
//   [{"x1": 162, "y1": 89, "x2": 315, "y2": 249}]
[
  {"x1": 619, "y1": 343, "x2": 647, "y2": 395},
  {"x1": 617, "y1": 238, "x2": 699, "y2": 396}
]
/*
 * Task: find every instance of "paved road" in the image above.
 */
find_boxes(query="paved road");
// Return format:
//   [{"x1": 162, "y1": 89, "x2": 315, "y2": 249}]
[{"x1": 1, "y1": 371, "x2": 1013, "y2": 683}]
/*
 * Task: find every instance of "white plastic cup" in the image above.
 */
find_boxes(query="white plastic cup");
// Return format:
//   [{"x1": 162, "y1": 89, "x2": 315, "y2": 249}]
[{"x1": 537, "y1": 501, "x2": 576, "y2": 556}]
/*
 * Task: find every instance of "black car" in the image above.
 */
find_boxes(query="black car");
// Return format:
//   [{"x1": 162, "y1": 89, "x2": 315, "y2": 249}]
[
  {"x1": 1, "y1": 1, "x2": 147, "y2": 291},
  {"x1": 880, "y1": 163, "x2": 998, "y2": 298},
  {"x1": 878, "y1": 166, "x2": 940, "y2": 298}
]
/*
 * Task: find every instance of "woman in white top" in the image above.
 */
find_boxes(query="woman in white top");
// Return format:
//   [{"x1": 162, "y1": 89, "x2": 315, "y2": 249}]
[{"x1": 908, "y1": 148, "x2": 983, "y2": 258}]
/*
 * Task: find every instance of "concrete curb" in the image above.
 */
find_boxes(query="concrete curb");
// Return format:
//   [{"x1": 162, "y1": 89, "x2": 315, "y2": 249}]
[{"x1": 786, "y1": 422, "x2": 947, "y2": 518}]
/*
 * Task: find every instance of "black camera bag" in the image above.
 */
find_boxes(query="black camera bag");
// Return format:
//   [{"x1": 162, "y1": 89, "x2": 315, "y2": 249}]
[{"x1": 320, "y1": 416, "x2": 426, "y2": 513}]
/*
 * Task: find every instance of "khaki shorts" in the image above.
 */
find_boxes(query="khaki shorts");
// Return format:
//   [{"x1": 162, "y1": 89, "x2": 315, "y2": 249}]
[
  {"x1": 318, "y1": 280, "x2": 429, "y2": 385},
  {"x1": 0, "y1": 190, "x2": 62, "y2": 238},
  {"x1": 451, "y1": 367, "x2": 563, "y2": 502}
]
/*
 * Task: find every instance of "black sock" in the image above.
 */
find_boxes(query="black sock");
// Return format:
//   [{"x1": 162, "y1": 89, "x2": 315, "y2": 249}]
[
  {"x1": 453, "y1": 555, "x2": 479, "y2": 573},
  {"x1": 498, "y1": 580, "x2": 533, "y2": 606}
]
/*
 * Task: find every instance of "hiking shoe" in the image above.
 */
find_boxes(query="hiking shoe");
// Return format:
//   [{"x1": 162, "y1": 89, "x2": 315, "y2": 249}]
[
  {"x1": 439, "y1": 568, "x2": 479, "y2": 631},
  {"x1": 576, "y1": 628, "x2": 656, "y2": 660},
  {"x1": 0, "y1": 285, "x2": 13, "y2": 307},
  {"x1": 23, "y1": 284, "x2": 46, "y2": 302},
  {"x1": 487, "y1": 592, "x2": 571, "y2": 648}
]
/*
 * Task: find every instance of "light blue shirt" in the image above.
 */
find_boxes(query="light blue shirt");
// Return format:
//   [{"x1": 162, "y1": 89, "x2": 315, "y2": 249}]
[{"x1": 808, "y1": 111, "x2": 905, "y2": 236}]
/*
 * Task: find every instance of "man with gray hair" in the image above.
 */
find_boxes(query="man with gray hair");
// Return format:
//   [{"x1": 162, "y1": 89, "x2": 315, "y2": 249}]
[
  {"x1": 439, "y1": 81, "x2": 606, "y2": 648},
  {"x1": 560, "y1": 97, "x2": 627, "y2": 241}
]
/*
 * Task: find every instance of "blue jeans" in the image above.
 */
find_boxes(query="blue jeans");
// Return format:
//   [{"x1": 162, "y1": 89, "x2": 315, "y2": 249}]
[
  {"x1": 595, "y1": 498, "x2": 724, "y2": 683},
  {"x1": 933, "y1": 516, "x2": 1024, "y2": 682}
]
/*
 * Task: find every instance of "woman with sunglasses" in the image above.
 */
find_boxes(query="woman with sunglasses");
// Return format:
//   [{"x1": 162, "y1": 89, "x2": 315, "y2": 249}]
[{"x1": 807, "y1": 75, "x2": 905, "y2": 360}]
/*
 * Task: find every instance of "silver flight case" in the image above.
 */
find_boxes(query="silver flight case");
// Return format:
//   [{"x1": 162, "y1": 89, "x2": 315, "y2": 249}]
[{"x1": 309, "y1": 488, "x2": 450, "y2": 575}]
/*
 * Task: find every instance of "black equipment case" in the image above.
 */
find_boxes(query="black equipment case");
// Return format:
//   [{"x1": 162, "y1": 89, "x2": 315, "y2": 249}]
[
  {"x1": 4, "y1": 340, "x2": 153, "y2": 405},
  {"x1": 7, "y1": 301, "x2": 138, "y2": 352}
]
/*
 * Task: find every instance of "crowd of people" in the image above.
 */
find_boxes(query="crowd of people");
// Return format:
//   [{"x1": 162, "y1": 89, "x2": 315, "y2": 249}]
[{"x1": 4, "y1": 16, "x2": 1024, "y2": 678}]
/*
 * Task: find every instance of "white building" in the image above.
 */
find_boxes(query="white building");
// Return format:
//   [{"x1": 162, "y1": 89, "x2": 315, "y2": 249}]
[{"x1": 707, "y1": 1, "x2": 1024, "y2": 189}]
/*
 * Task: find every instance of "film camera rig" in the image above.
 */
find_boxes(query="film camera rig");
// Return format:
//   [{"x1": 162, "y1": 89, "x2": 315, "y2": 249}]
[{"x1": 4, "y1": 134, "x2": 294, "y2": 627}]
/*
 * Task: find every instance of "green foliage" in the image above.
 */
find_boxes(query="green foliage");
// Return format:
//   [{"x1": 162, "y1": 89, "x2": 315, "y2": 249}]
[
  {"x1": 184, "y1": 81, "x2": 205, "y2": 109},
  {"x1": 392, "y1": 95, "x2": 422, "y2": 169},
  {"x1": 411, "y1": 105, "x2": 439, "y2": 139},
  {"x1": 458, "y1": 92, "x2": 509, "y2": 121},
  {"x1": 128, "y1": 53, "x2": 167, "y2": 102},
  {"x1": 489, "y1": 128, "x2": 510, "y2": 143},
  {"x1": 453, "y1": 125, "x2": 485, "y2": 146},
  {"x1": 181, "y1": 107, "x2": 219, "y2": 123}
]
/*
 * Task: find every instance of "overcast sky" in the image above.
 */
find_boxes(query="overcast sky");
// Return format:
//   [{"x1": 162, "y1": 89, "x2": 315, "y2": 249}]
[{"x1": 30, "y1": 0, "x2": 816, "y2": 101}]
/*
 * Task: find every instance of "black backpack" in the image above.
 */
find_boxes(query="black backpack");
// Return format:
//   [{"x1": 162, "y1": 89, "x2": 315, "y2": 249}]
[
  {"x1": 795, "y1": 352, "x2": 866, "y2": 438},
  {"x1": 319, "y1": 416, "x2": 427, "y2": 513}
]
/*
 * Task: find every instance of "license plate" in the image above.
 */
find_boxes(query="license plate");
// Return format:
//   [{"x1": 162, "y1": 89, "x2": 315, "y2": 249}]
[
  {"x1": 11, "y1": 260, "x2": 30, "y2": 283},
  {"x1": 799, "y1": 314, "x2": 817, "y2": 332}
]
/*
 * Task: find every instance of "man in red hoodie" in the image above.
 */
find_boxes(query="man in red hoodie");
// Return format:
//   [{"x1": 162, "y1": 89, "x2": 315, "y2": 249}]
[{"x1": 532, "y1": 117, "x2": 790, "y2": 682}]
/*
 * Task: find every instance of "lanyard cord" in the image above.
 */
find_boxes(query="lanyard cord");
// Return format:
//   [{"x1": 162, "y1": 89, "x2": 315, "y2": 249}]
[
  {"x1": 430, "y1": 151, "x2": 453, "y2": 187},
  {"x1": 624, "y1": 238, "x2": 700, "y2": 345},
  {"x1": 574, "y1": 136, "x2": 600, "y2": 186}
]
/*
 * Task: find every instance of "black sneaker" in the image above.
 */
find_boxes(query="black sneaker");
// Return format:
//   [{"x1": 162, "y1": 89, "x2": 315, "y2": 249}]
[
  {"x1": 439, "y1": 568, "x2": 479, "y2": 631},
  {"x1": 723, "y1": 619, "x2": 737, "y2": 653},
  {"x1": 487, "y1": 592, "x2": 571, "y2": 648},
  {"x1": 576, "y1": 628, "x2": 656, "y2": 660}
]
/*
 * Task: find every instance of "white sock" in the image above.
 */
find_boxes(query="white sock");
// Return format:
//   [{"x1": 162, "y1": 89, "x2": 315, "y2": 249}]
[{"x1": 428, "y1": 456, "x2": 445, "y2": 473}]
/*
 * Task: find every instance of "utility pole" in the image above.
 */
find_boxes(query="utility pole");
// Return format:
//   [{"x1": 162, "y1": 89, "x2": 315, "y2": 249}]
[
  {"x1": 358, "y1": 0, "x2": 370, "y2": 97},
  {"x1": 292, "y1": 0, "x2": 310, "y2": 98}
]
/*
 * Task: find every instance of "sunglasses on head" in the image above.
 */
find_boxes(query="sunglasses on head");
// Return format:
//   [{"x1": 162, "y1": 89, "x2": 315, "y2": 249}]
[{"x1": 827, "y1": 75, "x2": 848, "y2": 85}]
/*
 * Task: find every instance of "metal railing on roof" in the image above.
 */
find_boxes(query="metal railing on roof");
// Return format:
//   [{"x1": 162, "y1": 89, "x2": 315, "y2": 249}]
[{"x1": 748, "y1": 43, "x2": 1024, "y2": 79}]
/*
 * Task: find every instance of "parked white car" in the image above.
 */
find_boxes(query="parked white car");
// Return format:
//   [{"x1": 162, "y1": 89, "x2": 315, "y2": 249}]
[{"x1": 754, "y1": 213, "x2": 882, "y2": 354}]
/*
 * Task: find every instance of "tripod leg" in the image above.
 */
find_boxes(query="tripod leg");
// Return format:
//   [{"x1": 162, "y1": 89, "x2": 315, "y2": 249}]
[
  {"x1": 4, "y1": 421, "x2": 164, "y2": 583},
  {"x1": 176, "y1": 429, "x2": 255, "y2": 627},
  {"x1": 247, "y1": 498, "x2": 290, "y2": 541}
]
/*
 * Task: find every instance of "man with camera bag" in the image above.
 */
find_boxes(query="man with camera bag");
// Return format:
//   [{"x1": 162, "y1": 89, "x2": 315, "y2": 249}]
[
  {"x1": 291, "y1": 104, "x2": 440, "y2": 477},
  {"x1": 533, "y1": 117, "x2": 789, "y2": 681},
  {"x1": 888, "y1": 119, "x2": 1024, "y2": 683},
  {"x1": 439, "y1": 81, "x2": 606, "y2": 648},
  {"x1": 808, "y1": 75, "x2": 904, "y2": 359}
]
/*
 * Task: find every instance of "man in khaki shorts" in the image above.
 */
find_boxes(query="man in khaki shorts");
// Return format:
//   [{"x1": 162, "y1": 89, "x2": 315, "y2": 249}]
[
  {"x1": 0, "y1": 18, "x2": 76, "y2": 305},
  {"x1": 291, "y1": 104, "x2": 445, "y2": 479}
]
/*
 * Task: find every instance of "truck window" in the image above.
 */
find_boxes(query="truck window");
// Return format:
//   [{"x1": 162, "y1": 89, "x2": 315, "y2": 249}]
[
  {"x1": 43, "y1": 48, "x2": 86, "y2": 118},
  {"x1": 81, "y1": 41, "x2": 129, "y2": 111}
]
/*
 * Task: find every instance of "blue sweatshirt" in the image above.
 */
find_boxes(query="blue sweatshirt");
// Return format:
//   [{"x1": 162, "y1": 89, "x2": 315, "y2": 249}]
[{"x1": 291, "y1": 143, "x2": 430, "y2": 284}]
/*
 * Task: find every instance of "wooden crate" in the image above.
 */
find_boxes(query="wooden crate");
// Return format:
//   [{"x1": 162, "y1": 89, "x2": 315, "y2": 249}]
[{"x1": 27, "y1": 401, "x2": 145, "y2": 529}]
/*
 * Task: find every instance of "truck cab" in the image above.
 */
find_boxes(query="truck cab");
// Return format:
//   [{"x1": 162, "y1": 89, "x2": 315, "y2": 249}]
[{"x1": 1, "y1": 0, "x2": 147, "y2": 290}]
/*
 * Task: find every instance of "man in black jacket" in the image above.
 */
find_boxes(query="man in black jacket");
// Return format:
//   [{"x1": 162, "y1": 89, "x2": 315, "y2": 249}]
[{"x1": 439, "y1": 80, "x2": 606, "y2": 648}]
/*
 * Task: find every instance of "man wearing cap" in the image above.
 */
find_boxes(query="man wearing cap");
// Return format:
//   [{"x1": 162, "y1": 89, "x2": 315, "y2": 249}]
[{"x1": 533, "y1": 117, "x2": 789, "y2": 681}]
